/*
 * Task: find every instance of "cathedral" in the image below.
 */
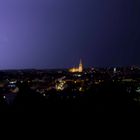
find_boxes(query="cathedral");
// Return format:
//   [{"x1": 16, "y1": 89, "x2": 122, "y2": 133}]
[{"x1": 69, "y1": 59, "x2": 83, "y2": 73}]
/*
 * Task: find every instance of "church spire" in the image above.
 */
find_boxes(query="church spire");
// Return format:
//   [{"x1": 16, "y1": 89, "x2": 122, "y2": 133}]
[
  {"x1": 69, "y1": 59, "x2": 83, "y2": 73},
  {"x1": 79, "y1": 59, "x2": 83, "y2": 72}
]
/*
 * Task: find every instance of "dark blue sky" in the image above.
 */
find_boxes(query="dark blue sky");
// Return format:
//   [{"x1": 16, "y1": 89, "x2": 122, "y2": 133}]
[{"x1": 0, "y1": 0, "x2": 140, "y2": 69}]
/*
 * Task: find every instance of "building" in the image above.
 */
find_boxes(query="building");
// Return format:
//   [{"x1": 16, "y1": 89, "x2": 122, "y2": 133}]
[{"x1": 69, "y1": 59, "x2": 83, "y2": 73}]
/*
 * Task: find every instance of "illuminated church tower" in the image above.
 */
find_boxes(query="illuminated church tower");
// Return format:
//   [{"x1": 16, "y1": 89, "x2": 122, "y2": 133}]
[
  {"x1": 78, "y1": 59, "x2": 83, "y2": 72},
  {"x1": 69, "y1": 59, "x2": 83, "y2": 73}
]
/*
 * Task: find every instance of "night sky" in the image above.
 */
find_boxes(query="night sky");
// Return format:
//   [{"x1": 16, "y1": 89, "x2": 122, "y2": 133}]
[{"x1": 0, "y1": 0, "x2": 140, "y2": 69}]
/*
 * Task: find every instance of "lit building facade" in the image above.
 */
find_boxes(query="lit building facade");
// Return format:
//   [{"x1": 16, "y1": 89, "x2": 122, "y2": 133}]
[{"x1": 69, "y1": 59, "x2": 83, "y2": 73}]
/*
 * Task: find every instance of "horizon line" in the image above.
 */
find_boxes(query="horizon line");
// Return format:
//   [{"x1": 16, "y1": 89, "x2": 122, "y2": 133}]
[{"x1": 0, "y1": 65, "x2": 140, "y2": 71}]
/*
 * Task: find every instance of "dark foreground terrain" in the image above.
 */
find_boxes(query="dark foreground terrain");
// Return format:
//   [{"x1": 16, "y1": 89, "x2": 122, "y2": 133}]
[
  {"x1": 0, "y1": 68, "x2": 140, "y2": 116},
  {"x1": 0, "y1": 81, "x2": 139, "y2": 115}
]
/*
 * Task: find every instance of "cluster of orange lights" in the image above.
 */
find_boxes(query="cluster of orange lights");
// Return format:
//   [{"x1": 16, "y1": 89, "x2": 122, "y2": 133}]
[{"x1": 69, "y1": 59, "x2": 83, "y2": 73}]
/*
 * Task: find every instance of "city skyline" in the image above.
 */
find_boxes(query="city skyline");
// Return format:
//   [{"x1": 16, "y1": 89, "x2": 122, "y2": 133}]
[{"x1": 0, "y1": 0, "x2": 140, "y2": 69}]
